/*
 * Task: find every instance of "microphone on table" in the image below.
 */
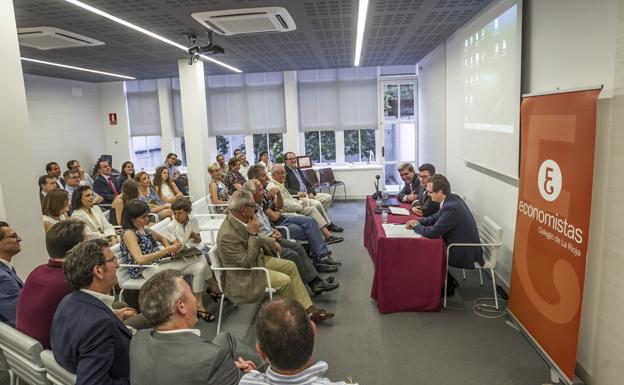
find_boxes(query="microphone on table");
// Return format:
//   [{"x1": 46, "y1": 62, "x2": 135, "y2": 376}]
[{"x1": 372, "y1": 174, "x2": 381, "y2": 200}]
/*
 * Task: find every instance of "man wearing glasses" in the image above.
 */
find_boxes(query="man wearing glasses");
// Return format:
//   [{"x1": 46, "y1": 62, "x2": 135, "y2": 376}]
[
  {"x1": 0, "y1": 221, "x2": 23, "y2": 326},
  {"x1": 411, "y1": 163, "x2": 440, "y2": 217},
  {"x1": 64, "y1": 169, "x2": 103, "y2": 207}
]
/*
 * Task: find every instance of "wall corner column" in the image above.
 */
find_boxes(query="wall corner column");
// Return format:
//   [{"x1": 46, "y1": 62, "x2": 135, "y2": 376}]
[{"x1": 283, "y1": 71, "x2": 300, "y2": 153}]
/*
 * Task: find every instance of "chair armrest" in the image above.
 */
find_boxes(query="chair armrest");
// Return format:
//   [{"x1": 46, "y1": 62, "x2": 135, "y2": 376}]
[
  {"x1": 210, "y1": 266, "x2": 273, "y2": 289},
  {"x1": 147, "y1": 213, "x2": 159, "y2": 222},
  {"x1": 194, "y1": 213, "x2": 227, "y2": 219},
  {"x1": 118, "y1": 263, "x2": 159, "y2": 269},
  {"x1": 446, "y1": 242, "x2": 503, "y2": 256},
  {"x1": 275, "y1": 226, "x2": 290, "y2": 240}
]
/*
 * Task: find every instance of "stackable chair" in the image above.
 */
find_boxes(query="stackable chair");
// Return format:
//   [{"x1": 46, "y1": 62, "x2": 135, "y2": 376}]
[
  {"x1": 443, "y1": 216, "x2": 504, "y2": 309},
  {"x1": 302, "y1": 169, "x2": 331, "y2": 194},
  {"x1": 0, "y1": 322, "x2": 48, "y2": 385},
  {"x1": 40, "y1": 350, "x2": 76, "y2": 385},
  {"x1": 319, "y1": 167, "x2": 346, "y2": 200},
  {"x1": 208, "y1": 247, "x2": 275, "y2": 334}
]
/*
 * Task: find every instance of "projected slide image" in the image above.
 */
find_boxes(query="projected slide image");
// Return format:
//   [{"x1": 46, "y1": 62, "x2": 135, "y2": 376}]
[{"x1": 462, "y1": 4, "x2": 518, "y2": 134}]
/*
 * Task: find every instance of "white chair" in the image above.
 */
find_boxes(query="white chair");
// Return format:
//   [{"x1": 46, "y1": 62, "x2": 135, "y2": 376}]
[
  {"x1": 444, "y1": 216, "x2": 504, "y2": 309},
  {"x1": 112, "y1": 239, "x2": 159, "y2": 302},
  {"x1": 40, "y1": 350, "x2": 76, "y2": 385},
  {"x1": 208, "y1": 246, "x2": 275, "y2": 335},
  {"x1": 195, "y1": 213, "x2": 226, "y2": 245},
  {"x1": 0, "y1": 322, "x2": 49, "y2": 385},
  {"x1": 205, "y1": 193, "x2": 229, "y2": 214}
]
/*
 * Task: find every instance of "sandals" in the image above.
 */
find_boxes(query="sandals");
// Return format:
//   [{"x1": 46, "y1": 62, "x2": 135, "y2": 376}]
[
  {"x1": 206, "y1": 289, "x2": 222, "y2": 302},
  {"x1": 197, "y1": 310, "x2": 216, "y2": 322},
  {"x1": 308, "y1": 308, "x2": 335, "y2": 322}
]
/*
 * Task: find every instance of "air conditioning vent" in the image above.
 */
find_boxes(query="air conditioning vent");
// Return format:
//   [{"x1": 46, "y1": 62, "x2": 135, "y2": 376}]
[
  {"x1": 17, "y1": 27, "x2": 105, "y2": 50},
  {"x1": 191, "y1": 7, "x2": 296, "y2": 36}
]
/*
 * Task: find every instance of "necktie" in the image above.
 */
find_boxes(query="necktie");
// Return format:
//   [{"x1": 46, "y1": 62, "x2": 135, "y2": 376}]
[{"x1": 107, "y1": 177, "x2": 118, "y2": 195}]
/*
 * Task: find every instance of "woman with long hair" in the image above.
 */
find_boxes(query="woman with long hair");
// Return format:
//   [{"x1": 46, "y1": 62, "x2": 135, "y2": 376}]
[
  {"x1": 42, "y1": 189, "x2": 70, "y2": 233},
  {"x1": 70, "y1": 185, "x2": 117, "y2": 245},
  {"x1": 153, "y1": 166, "x2": 182, "y2": 204},
  {"x1": 111, "y1": 179, "x2": 140, "y2": 226},
  {"x1": 135, "y1": 171, "x2": 174, "y2": 220},
  {"x1": 117, "y1": 161, "x2": 135, "y2": 187},
  {"x1": 120, "y1": 199, "x2": 215, "y2": 322}
]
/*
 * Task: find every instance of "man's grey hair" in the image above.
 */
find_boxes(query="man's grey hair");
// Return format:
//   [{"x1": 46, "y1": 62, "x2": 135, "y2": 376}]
[
  {"x1": 139, "y1": 270, "x2": 186, "y2": 328},
  {"x1": 247, "y1": 164, "x2": 266, "y2": 180},
  {"x1": 228, "y1": 190, "x2": 255, "y2": 212},
  {"x1": 398, "y1": 163, "x2": 415, "y2": 173},
  {"x1": 242, "y1": 179, "x2": 259, "y2": 194},
  {"x1": 271, "y1": 164, "x2": 284, "y2": 175},
  {"x1": 64, "y1": 239, "x2": 109, "y2": 291}
]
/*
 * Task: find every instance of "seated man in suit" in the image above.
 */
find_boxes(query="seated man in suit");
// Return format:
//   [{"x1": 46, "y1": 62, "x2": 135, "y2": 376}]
[
  {"x1": 396, "y1": 163, "x2": 419, "y2": 203},
  {"x1": 93, "y1": 159, "x2": 120, "y2": 204},
  {"x1": 406, "y1": 174, "x2": 482, "y2": 295},
  {"x1": 51, "y1": 239, "x2": 134, "y2": 385},
  {"x1": 282, "y1": 152, "x2": 343, "y2": 232},
  {"x1": 38, "y1": 174, "x2": 57, "y2": 207},
  {"x1": 247, "y1": 165, "x2": 342, "y2": 266},
  {"x1": 130, "y1": 270, "x2": 265, "y2": 385},
  {"x1": 0, "y1": 221, "x2": 23, "y2": 326},
  {"x1": 216, "y1": 191, "x2": 334, "y2": 322},
  {"x1": 411, "y1": 163, "x2": 440, "y2": 217},
  {"x1": 240, "y1": 299, "x2": 357, "y2": 385},
  {"x1": 242, "y1": 179, "x2": 340, "y2": 292},
  {"x1": 46, "y1": 161, "x2": 65, "y2": 189}
]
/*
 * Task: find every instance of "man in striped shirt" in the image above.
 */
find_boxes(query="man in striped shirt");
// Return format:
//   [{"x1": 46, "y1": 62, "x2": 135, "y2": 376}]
[{"x1": 240, "y1": 299, "x2": 357, "y2": 385}]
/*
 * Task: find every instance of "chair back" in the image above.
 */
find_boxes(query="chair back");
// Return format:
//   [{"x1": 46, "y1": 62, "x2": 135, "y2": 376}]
[
  {"x1": 193, "y1": 196, "x2": 207, "y2": 209},
  {"x1": 0, "y1": 322, "x2": 49, "y2": 385},
  {"x1": 207, "y1": 247, "x2": 224, "y2": 293},
  {"x1": 318, "y1": 167, "x2": 336, "y2": 184},
  {"x1": 302, "y1": 169, "x2": 319, "y2": 187},
  {"x1": 150, "y1": 217, "x2": 172, "y2": 233},
  {"x1": 479, "y1": 216, "x2": 504, "y2": 267},
  {"x1": 41, "y1": 350, "x2": 76, "y2": 385}
]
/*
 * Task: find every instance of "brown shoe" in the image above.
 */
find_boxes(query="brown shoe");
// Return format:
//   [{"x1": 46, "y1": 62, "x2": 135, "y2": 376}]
[{"x1": 308, "y1": 308, "x2": 335, "y2": 322}]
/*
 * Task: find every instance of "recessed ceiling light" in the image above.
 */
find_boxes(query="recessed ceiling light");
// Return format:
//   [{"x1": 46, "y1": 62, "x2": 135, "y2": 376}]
[
  {"x1": 61, "y1": 0, "x2": 242, "y2": 73},
  {"x1": 354, "y1": 0, "x2": 370, "y2": 67},
  {"x1": 21, "y1": 57, "x2": 136, "y2": 80}
]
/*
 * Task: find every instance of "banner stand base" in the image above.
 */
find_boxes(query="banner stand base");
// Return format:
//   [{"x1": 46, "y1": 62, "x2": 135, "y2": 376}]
[{"x1": 551, "y1": 368, "x2": 561, "y2": 384}]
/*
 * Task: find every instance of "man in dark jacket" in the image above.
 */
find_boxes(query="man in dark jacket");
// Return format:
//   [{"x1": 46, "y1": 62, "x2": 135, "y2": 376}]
[{"x1": 412, "y1": 163, "x2": 440, "y2": 217}]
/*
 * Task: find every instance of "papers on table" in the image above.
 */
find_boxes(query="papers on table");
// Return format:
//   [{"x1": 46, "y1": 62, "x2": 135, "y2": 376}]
[
  {"x1": 388, "y1": 207, "x2": 410, "y2": 216},
  {"x1": 382, "y1": 224, "x2": 423, "y2": 238}
]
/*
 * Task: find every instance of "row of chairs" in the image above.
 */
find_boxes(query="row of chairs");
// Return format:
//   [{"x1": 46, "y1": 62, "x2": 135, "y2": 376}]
[{"x1": 302, "y1": 168, "x2": 346, "y2": 200}]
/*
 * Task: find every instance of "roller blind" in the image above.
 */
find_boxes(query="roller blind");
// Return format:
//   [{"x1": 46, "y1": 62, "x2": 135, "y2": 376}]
[{"x1": 125, "y1": 79, "x2": 161, "y2": 136}]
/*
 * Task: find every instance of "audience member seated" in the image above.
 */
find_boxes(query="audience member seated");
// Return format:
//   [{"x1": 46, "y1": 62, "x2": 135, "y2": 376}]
[
  {"x1": 237, "y1": 153, "x2": 250, "y2": 181},
  {"x1": 112, "y1": 179, "x2": 140, "y2": 226},
  {"x1": 223, "y1": 157, "x2": 246, "y2": 195},
  {"x1": 135, "y1": 171, "x2": 173, "y2": 221},
  {"x1": 117, "y1": 161, "x2": 135, "y2": 188},
  {"x1": 120, "y1": 199, "x2": 215, "y2": 322},
  {"x1": 154, "y1": 166, "x2": 183, "y2": 204},
  {"x1": 207, "y1": 163, "x2": 229, "y2": 211},
  {"x1": 269, "y1": 164, "x2": 341, "y2": 241},
  {"x1": 216, "y1": 153, "x2": 228, "y2": 176},
  {"x1": 257, "y1": 150, "x2": 273, "y2": 170},
  {"x1": 396, "y1": 163, "x2": 420, "y2": 203},
  {"x1": 38, "y1": 174, "x2": 57, "y2": 207},
  {"x1": 162, "y1": 153, "x2": 188, "y2": 195},
  {"x1": 46, "y1": 161, "x2": 65, "y2": 189},
  {"x1": 283, "y1": 152, "x2": 338, "y2": 225},
  {"x1": 247, "y1": 165, "x2": 342, "y2": 268},
  {"x1": 406, "y1": 174, "x2": 482, "y2": 294},
  {"x1": 233, "y1": 148, "x2": 243, "y2": 158},
  {"x1": 130, "y1": 270, "x2": 264, "y2": 385},
  {"x1": 216, "y1": 191, "x2": 334, "y2": 322},
  {"x1": 42, "y1": 189, "x2": 70, "y2": 233},
  {"x1": 241, "y1": 299, "x2": 356, "y2": 385},
  {"x1": 65, "y1": 169, "x2": 103, "y2": 207},
  {"x1": 411, "y1": 163, "x2": 440, "y2": 217},
  {"x1": 243, "y1": 180, "x2": 339, "y2": 292},
  {"x1": 51, "y1": 239, "x2": 132, "y2": 385},
  {"x1": 93, "y1": 159, "x2": 120, "y2": 204},
  {"x1": 71, "y1": 185, "x2": 118, "y2": 245},
  {"x1": 67, "y1": 160, "x2": 94, "y2": 186},
  {"x1": 0, "y1": 221, "x2": 23, "y2": 327}
]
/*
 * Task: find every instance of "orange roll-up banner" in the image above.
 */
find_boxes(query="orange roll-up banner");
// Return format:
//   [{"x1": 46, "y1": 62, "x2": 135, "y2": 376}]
[{"x1": 508, "y1": 88, "x2": 601, "y2": 384}]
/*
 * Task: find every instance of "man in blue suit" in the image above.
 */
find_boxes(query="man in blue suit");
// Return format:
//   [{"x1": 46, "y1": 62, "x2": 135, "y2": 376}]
[
  {"x1": 92, "y1": 159, "x2": 120, "y2": 204},
  {"x1": 0, "y1": 221, "x2": 23, "y2": 326},
  {"x1": 51, "y1": 239, "x2": 133, "y2": 385},
  {"x1": 406, "y1": 174, "x2": 482, "y2": 294}
]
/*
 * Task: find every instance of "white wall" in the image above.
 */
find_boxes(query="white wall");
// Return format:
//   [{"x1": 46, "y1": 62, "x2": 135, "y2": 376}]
[
  {"x1": 25, "y1": 74, "x2": 107, "y2": 174},
  {"x1": 100, "y1": 81, "x2": 132, "y2": 169}
]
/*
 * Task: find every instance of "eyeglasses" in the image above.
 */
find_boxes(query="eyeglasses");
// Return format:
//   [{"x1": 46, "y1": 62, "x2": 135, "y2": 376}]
[
  {"x1": 103, "y1": 256, "x2": 116, "y2": 264},
  {"x1": 418, "y1": 174, "x2": 430, "y2": 179},
  {"x1": 2, "y1": 233, "x2": 19, "y2": 240},
  {"x1": 285, "y1": 157, "x2": 296, "y2": 161}
]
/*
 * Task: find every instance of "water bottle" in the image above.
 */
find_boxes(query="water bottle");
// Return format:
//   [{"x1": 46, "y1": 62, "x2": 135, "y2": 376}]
[
  {"x1": 381, "y1": 209, "x2": 388, "y2": 224},
  {"x1": 376, "y1": 196, "x2": 382, "y2": 210}
]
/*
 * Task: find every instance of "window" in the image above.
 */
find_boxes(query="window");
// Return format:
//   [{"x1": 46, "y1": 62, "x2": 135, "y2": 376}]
[
  {"x1": 216, "y1": 135, "x2": 246, "y2": 158},
  {"x1": 344, "y1": 129, "x2": 376, "y2": 162},
  {"x1": 252, "y1": 133, "x2": 284, "y2": 162},
  {"x1": 305, "y1": 131, "x2": 336, "y2": 164},
  {"x1": 132, "y1": 136, "x2": 162, "y2": 171}
]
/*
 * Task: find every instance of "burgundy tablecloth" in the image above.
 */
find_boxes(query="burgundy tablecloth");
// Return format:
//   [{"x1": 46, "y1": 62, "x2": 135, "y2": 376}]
[{"x1": 364, "y1": 196, "x2": 446, "y2": 313}]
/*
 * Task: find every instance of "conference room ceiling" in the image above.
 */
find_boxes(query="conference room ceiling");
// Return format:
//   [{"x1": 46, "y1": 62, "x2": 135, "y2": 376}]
[{"x1": 15, "y1": 0, "x2": 493, "y2": 82}]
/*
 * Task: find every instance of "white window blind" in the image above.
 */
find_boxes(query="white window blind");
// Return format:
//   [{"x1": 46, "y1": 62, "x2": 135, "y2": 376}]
[
  {"x1": 125, "y1": 79, "x2": 161, "y2": 136},
  {"x1": 170, "y1": 78, "x2": 184, "y2": 137},
  {"x1": 298, "y1": 67, "x2": 378, "y2": 132},
  {"x1": 246, "y1": 72, "x2": 285, "y2": 134}
]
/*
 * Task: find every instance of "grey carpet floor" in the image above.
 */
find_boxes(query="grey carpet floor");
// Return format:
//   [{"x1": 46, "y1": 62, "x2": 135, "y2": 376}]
[{"x1": 0, "y1": 200, "x2": 551, "y2": 385}]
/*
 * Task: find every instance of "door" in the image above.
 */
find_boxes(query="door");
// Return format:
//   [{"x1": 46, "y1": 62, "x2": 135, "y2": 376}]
[{"x1": 379, "y1": 78, "x2": 417, "y2": 192}]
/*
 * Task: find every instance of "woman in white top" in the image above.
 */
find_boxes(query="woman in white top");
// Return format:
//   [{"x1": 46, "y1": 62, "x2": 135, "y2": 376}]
[
  {"x1": 257, "y1": 150, "x2": 273, "y2": 171},
  {"x1": 153, "y1": 166, "x2": 182, "y2": 204},
  {"x1": 71, "y1": 185, "x2": 118, "y2": 245},
  {"x1": 42, "y1": 189, "x2": 70, "y2": 233}
]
